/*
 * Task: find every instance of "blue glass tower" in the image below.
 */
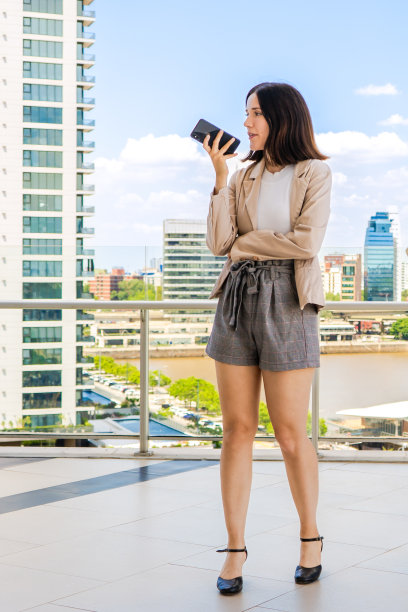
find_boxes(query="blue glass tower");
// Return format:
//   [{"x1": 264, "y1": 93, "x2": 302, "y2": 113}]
[{"x1": 364, "y1": 212, "x2": 395, "y2": 301}]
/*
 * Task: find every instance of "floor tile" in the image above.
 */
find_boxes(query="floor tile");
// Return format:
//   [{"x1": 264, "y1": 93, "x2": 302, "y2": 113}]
[
  {"x1": 259, "y1": 566, "x2": 408, "y2": 612},
  {"x1": 0, "y1": 530, "x2": 207, "y2": 582},
  {"x1": 0, "y1": 564, "x2": 100, "y2": 612},
  {"x1": 107, "y1": 504, "x2": 293, "y2": 547},
  {"x1": 54, "y1": 562, "x2": 297, "y2": 612},
  {"x1": 357, "y1": 541, "x2": 408, "y2": 574},
  {"x1": 269, "y1": 507, "x2": 408, "y2": 549}
]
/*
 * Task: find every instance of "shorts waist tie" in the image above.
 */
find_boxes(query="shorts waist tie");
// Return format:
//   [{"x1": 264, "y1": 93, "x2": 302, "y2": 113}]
[{"x1": 224, "y1": 259, "x2": 293, "y2": 331}]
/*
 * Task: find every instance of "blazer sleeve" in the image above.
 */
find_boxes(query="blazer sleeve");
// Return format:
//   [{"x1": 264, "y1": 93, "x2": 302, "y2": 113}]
[
  {"x1": 229, "y1": 161, "x2": 332, "y2": 261},
  {"x1": 205, "y1": 169, "x2": 239, "y2": 256}
]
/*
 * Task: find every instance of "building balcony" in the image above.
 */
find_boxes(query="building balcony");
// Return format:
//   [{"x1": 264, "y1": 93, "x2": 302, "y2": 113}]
[
  {"x1": 77, "y1": 184, "x2": 95, "y2": 194},
  {"x1": 76, "y1": 75, "x2": 95, "y2": 89},
  {"x1": 77, "y1": 141, "x2": 95, "y2": 152},
  {"x1": 76, "y1": 204, "x2": 95, "y2": 214},
  {"x1": 76, "y1": 119, "x2": 95, "y2": 132},
  {"x1": 77, "y1": 97, "x2": 95, "y2": 110},
  {"x1": 77, "y1": 227, "x2": 95, "y2": 235},
  {"x1": 0, "y1": 449, "x2": 406, "y2": 608},
  {"x1": 76, "y1": 247, "x2": 95, "y2": 256},
  {"x1": 76, "y1": 335, "x2": 95, "y2": 343},
  {"x1": 77, "y1": 53, "x2": 95, "y2": 68},
  {"x1": 77, "y1": 9, "x2": 96, "y2": 26},
  {"x1": 77, "y1": 270, "x2": 95, "y2": 278},
  {"x1": 77, "y1": 32, "x2": 96, "y2": 47},
  {"x1": 77, "y1": 161, "x2": 95, "y2": 172}
]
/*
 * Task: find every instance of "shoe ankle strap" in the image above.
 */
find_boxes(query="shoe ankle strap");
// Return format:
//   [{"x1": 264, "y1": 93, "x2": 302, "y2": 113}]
[
  {"x1": 300, "y1": 535, "x2": 324, "y2": 551},
  {"x1": 216, "y1": 547, "x2": 247, "y2": 553}
]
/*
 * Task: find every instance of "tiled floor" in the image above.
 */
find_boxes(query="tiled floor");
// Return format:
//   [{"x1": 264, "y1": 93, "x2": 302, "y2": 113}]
[{"x1": 0, "y1": 456, "x2": 407, "y2": 612}]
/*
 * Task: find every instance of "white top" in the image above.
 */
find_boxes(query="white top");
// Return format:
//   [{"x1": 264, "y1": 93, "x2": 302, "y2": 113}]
[{"x1": 256, "y1": 164, "x2": 295, "y2": 232}]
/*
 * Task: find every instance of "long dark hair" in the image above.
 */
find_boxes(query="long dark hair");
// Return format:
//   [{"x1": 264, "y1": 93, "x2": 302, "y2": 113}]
[{"x1": 242, "y1": 82, "x2": 329, "y2": 165}]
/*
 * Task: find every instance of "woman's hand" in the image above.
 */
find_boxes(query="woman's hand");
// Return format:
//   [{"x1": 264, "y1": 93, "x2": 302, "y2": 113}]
[{"x1": 202, "y1": 129, "x2": 238, "y2": 178}]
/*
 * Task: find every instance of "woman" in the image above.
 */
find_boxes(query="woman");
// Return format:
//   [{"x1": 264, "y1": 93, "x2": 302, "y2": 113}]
[{"x1": 203, "y1": 82, "x2": 332, "y2": 595}]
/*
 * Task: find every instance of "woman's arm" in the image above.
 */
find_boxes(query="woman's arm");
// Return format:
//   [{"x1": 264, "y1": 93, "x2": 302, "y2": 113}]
[
  {"x1": 206, "y1": 169, "x2": 239, "y2": 256},
  {"x1": 229, "y1": 162, "x2": 332, "y2": 261}
]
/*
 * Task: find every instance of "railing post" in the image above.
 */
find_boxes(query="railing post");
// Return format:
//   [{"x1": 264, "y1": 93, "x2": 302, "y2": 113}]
[{"x1": 136, "y1": 308, "x2": 152, "y2": 456}]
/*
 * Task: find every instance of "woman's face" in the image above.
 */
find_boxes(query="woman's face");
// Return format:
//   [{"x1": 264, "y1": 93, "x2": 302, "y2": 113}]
[{"x1": 244, "y1": 92, "x2": 269, "y2": 151}]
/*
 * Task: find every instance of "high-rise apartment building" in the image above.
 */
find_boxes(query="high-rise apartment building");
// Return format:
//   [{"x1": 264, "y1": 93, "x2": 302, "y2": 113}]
[
  {"x1": 162, "y1": 219, "x2": 226, "y2": 300},
  {"x1": 0, "y1": 0, "x2": 95, "y2": 427},
  {"x1": 364, "y1": 212, "x2": 395, "y2": 301}
]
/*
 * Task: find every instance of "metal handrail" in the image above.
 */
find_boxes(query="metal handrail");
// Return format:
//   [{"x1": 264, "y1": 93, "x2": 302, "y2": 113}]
[{"x1": 0, "y1": 299, "x2": 407, "y2": 455}]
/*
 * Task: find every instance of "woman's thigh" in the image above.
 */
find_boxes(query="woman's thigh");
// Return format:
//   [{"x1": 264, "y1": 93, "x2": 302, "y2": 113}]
[
  {"x1": 261, "y1": 367, "x2": 316, "y2": 438},
  {"x1": 214, "y1": 360, "x2": 262, "y2": 433}
]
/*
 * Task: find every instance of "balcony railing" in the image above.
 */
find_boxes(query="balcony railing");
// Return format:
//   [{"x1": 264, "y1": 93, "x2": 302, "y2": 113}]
[
  {"x1": 1, "y1": 299, "x2": 407, "y2": 455},
  {"x1": 77, "y1": 75, "x2": 96, "y2": 84},
  {"x1": 77, "y1": 118, "x2": 95, "y2": 127},
  {"x1": 78, "y1": 32, "x2": 96, "y2": 40},
  {"x1": 77, "y1": 161, "x2": 95, "y2": 170},
  {"x1": 77, "y1": 9, "x2": 96, "y2": 18},
  {"x1": 77, "y1": 140, "x2": 95, "y2": 149},
  {"x1": 76, "y1": 247, "x2": 95, "y2": 255}
]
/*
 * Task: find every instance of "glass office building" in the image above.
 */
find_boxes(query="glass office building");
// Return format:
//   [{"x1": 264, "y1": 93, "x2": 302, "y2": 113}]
[
  {"x1": 364, "y1": 212, "x2": 395, "y2": 301},
  {"x1": 0, "y1": 0, "x2": 95, "y2": 427}
]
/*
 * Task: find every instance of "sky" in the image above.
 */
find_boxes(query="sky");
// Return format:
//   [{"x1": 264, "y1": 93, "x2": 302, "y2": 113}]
[{"x1": 87, "y1": 0, "x2": 408, "y2": 272}]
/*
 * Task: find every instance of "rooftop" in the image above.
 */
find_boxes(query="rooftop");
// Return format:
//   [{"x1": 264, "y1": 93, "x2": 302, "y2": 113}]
[{"x1": 0, "y1": 452, "x2": 407, "y2": 611}]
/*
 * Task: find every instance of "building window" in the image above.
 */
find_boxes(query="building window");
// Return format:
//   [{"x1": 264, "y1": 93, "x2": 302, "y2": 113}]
[
  {"x1": 23, "y1": 326, "x2": 62, "y2": 343},
  {"x1": 23, "y1": 150, "x2": 63, "y2": 168},
  {"x1": 23, "y1": 105, "x2": 62, "y2": 124},
  {"x1": 22, "y1": 283, "x2": 62, "y2": 299},
  {"x1": 23, "y1": 17, "x2": 63, "y2": 36},
  {"x1": 23, "y1": 260, "x2": 62, "y2": 277},
  {"x1": 23, "y1": 370, "x2": 62, "y2": 387},
  {"x1": 23, "y1": 0, "x2": 63, "y2": 15},
  {"x1": 23, "y1": 84, "x2": 63, "y2": 102},
  {"x1": 23, "y1": 172, "x2": 62, "y2": 189},
  {"x1": 23, "y1": 238, "x2": 62, "y2": 255},
  {"x1": 23, "y1": 39, "x2": 63, "y2": 59},
  {"x1": 23, "y1": 194, "x2": 62, "y2": 211},
  {"x1": 23, "y1": 217, "x2": 62, "y2": 233},
  {"x1": 23, "y1": 309, "x2": 62, "y2": 321},
  {"x1": 22, "y1": 392, "x2": 62, "y2": 410},
  {"x1": 23, "y1": 61, "x2": 62, "y2": 80},
  {"x1": 23, "y1": 348, "x2": 62, "y2": 365},
  {"x1": 23, "y1": 128, "x2": 62, "y2": 146}
]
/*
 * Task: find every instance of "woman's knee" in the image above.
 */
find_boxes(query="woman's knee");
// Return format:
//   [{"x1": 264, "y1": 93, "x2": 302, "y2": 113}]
[
  {"x1": 274, "y1": 428, "x2": 308, "y2": 455},
  {"x1": 223, "y1": 421, "x2": 258, "y2": 444}
]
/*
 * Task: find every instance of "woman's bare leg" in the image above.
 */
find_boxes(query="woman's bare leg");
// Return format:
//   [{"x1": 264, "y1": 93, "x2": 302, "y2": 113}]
[
  {"x1": 261, "y1": 367, "x2": 322, "y2": 567},
  {"x1": 214, "y1": 360, "x2": 262, "y2": 579}
]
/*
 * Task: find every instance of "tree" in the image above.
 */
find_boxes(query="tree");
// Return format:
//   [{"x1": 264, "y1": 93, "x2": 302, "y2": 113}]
[
  {"x1": 389, "y1": 318, "x2": 408, "y2": 340},
  {"x1": 111, "y1": 279, "x2": 161, "y2": 301},
  {"x1": 259, "y1": 401, "x2": 274, "y2": 434},
  {"x1": 168, "y1": 376, "x2": 221, "y2": 414}
]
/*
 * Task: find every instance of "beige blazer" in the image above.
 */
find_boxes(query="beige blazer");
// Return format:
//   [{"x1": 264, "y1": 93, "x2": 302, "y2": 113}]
[{"x1": 206, "y1": 156, "x2": 332, "y2": 312}]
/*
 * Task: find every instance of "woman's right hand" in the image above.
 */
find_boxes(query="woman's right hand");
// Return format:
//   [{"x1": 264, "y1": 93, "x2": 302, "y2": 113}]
[{"x1": 202, "y1": 129, "x2": 238, "y2": 177}]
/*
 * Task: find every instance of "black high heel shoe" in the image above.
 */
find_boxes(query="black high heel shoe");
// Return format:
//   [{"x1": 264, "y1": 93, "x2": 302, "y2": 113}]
[
  {"x1": 216, "y1": 546, "x2": 248, "y2": 595},
  {"x1": 294, "y1": 535, "x2": 324, "y2": 584}
]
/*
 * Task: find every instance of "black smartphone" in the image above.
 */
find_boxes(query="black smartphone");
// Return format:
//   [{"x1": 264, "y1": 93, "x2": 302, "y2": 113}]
[{"x1": 190, "y1": 118, "x2": 240, "y2": 155}]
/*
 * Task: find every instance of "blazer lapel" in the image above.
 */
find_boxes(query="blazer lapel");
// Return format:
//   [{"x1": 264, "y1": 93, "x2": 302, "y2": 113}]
[{"x1": 241, "y1": 157, "x2": 312, "y2": 230}]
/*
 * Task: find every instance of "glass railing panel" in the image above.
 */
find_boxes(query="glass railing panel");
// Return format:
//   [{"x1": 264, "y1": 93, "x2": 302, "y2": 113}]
[{"x1": 0, "y1": 244, "x2": 407, "y2": 450}]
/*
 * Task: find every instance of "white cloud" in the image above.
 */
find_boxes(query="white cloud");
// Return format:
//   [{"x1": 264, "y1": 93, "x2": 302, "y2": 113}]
[
  {"x1": 378, "y1": 113, "x2": 408, "y2": 126},
  {"x1": 354, "y1": 83, "x2": 400, "y2": 96},
  {"x1": 317, "y1": 130, "x2": 408, "y2": 162}
]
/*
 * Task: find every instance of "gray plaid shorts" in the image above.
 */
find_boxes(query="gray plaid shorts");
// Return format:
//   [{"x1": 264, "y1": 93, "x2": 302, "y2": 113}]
[{"x1": 205, "y1": 259, "x2": 320, "y2": 371}]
